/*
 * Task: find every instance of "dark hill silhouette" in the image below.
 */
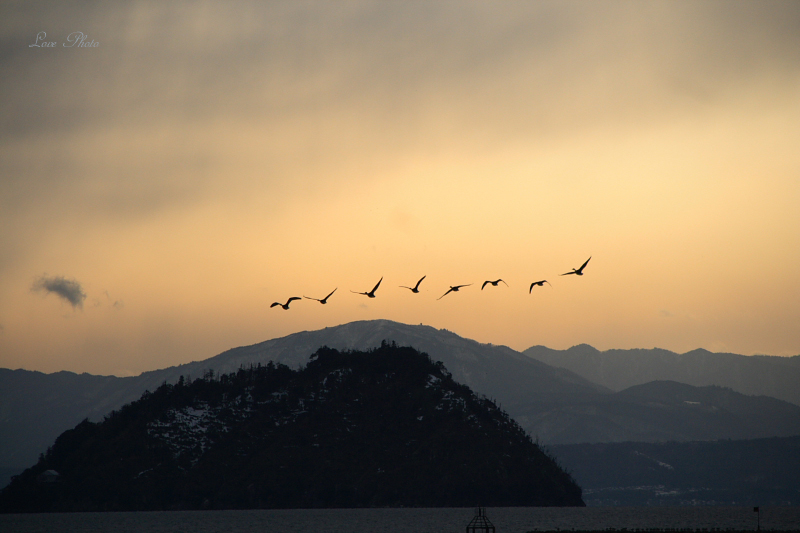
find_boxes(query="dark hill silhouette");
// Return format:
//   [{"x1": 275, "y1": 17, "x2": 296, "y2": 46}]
[
  {"x1": 524, "y1": 344, "x2": 800, "y2": 406},
  {"x1": 0, "y1": 344, "x2": 584, "y2": 512}
]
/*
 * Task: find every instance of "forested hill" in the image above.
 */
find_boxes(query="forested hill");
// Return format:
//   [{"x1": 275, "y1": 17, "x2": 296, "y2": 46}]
[{"x1": 0, "y1": 343, "x2": 584, "y2": 512}]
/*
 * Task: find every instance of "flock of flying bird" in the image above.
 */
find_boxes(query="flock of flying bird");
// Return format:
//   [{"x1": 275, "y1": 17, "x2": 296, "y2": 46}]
[{"x1": 270, "y1": 257, "x2": 591, "y2": 310}]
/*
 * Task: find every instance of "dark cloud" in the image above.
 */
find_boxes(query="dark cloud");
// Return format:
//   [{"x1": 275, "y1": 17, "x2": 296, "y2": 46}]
[{"x1": 31, "y1": 274, "x2": 87, "y2": 309}]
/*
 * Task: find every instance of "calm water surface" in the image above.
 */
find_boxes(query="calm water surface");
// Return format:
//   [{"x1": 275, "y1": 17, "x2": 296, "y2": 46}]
[{"x1": 2, "y1": 507, "x2": 799, "y2": 532}]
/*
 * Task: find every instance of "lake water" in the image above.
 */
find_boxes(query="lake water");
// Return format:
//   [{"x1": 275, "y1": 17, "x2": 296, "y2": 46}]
[{"x1": 2, "y1": 507, "x2": 800, "y2": 532}]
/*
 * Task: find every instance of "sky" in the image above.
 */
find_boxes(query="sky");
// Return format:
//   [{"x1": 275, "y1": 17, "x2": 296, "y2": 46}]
[{"x1": 1, "y1": 1, "x2": 799, "y2": 377}]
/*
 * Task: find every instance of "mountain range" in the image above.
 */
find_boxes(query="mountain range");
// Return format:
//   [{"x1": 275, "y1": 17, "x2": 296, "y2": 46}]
[
  {"x1": 524, "y1": 344, "x2": 800, "y2": 406},
  {"x1": 514, "y1": 380, "x2": 800, "y2": 444},
  {"x1": 3, "y1": 320, "x2": 800, "y2": 476},
  {"x1": 1, "y1": 320, "x2": 606, "y2": 468}
]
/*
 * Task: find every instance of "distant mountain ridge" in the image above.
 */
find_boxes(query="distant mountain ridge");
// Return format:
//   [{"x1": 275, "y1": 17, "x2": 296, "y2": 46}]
[
  {"x1": 0, "y1": 369, "x2": 135, "y2": 468},
  {"x1": 524, "y1": 344, "x2": 800, "y2": 405},
  {"x1": 3, "y1": 320, "x2": 800, "y2": 471},
  {"x1": 513, "y1": 380, "x2": 800, "y2": 445}
]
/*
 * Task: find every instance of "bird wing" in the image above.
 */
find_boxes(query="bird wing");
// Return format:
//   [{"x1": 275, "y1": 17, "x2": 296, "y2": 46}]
[
  {"x1": 437, "y1": 288, "x2": 454, "y2": 300},
  {"x1": 578, "y1": 256, "x2": 591, "y2": 272},
  {"x1": 414, "y1": 275, "x2": 426, "y2": 289},
  {"x1": 324, "y1": 288, "x2": 337, "y2": 299},
  {"x1": 270, "y1": 302, "x2": 281, "y2": 307},
  {"x1": 529, "y1": 283, "x2": 534, "y2": 293},
  {"x1": 371, "y1": 277, "x2": 383, "y2": 292},
  {"x1": 287, "y1": 297, "x2": 301, "y2": 303},
  {"x1": 500, "y1": 279, "x2": 508, "y2": 286},
  {"x1": 303, "y1": 296, "x2": 321, "y2": 301},
  {"x1": 481, "y1": 281, "x2": 490, "y2": 290},
  {"x1": 560, "y1": 271, "x2": 575, "y2": 276}
]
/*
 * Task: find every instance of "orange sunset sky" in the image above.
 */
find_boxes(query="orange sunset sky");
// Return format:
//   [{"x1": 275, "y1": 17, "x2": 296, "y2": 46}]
[{"x1": 1, "y1": 1, "x2": 799, "y2": 376}]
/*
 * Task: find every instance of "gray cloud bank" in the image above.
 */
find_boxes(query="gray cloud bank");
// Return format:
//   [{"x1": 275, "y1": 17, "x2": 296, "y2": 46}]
[
  {"x1": 3, "y1": 1, "x2": 799, "y2": 141},
  {"x1": 31, "y1": 275, "x2": 87, "y2": 309}
]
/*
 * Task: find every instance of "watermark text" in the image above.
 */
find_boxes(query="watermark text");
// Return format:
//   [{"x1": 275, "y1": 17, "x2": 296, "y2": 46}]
[{"x1": 29, "y1": 32, "x2": 99, "y2": 48}]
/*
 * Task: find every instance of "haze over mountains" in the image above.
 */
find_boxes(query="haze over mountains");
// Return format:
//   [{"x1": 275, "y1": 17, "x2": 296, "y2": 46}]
[
  {"x1": 3, "y1": 320, "x2": 800, "y2": 473},
  {"x1": 525, "y1": 344, "x2": 800, "y2": 406},
  {"x1": 515, "y1": 380, "x2": 800, "y2": 445}
]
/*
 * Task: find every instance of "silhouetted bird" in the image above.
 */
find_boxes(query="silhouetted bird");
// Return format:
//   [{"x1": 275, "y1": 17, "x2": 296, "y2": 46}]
[
  {"x1": 529, "y1": 280, "x2": 552, "y2": 293},
  {"x1": 561, "y1": 257, "x2": 591, "y2": 276},
  {"x1": 400, "y1": 275, "x2": 426, "y2": 293},
  {"x1": 438, "y1": 284, "x2": 472, "y2": 300},
  {"x1": 270, "y1": 297, "x2": 301, "y2": 310},
  {"x1": 351, "y1": 277, "x2": 383, "y2": 298},
  {"x1": 304, "y1": 288, "x2": 337, "y2": 304},
  {"x1": 481, "y1": 279, "x2": 508, "y2": 290}
]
